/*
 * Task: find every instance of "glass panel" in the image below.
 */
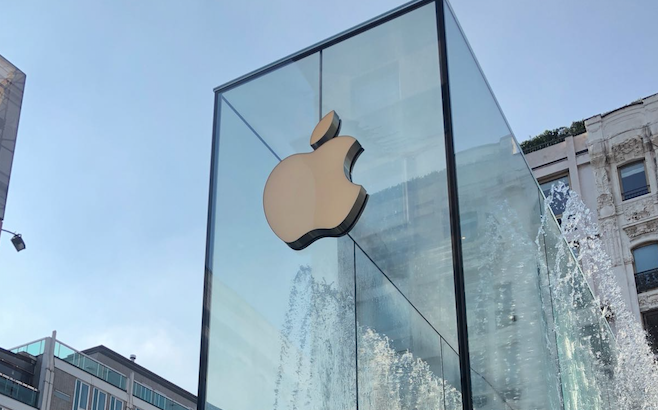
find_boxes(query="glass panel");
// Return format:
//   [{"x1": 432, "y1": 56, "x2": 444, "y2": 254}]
[
  {"x1": 322, "y1": 2, "x2": 458, "y2": 351},
  {"x1": 620, "y1": 162, "x2": 648, "y2": 199},
  {"x1": 92, "y1": 389, "x2": 98, "y2": 410},
  {"x1": 80, "y1": 383, "x2": 89, "y2": 410},
  {"x1": 205, "y1": 6, "x2": 461, "y2": 410},
  {"x1": 74, "y1": 380, "x2": 81, "y2": 410},
  {"x1": 55, "y1": 343, "x2": 127, "y2": 390},
  {"x1": 444, "y1": 2, "x2": 562, "y2": 408},
  {"x1": 543, "y1": 216, "x2": 616, "y2": 409},
  {"x1": 12, "y1": 339, "x2": 46, "y2": 356},
  {"x1": 205, "y1": 70, "x2": 358, "y2": 410},
  {"x1": 633, "y1": 244, "x2": 658, "y2": 273},
  {"x1": 0, "y1": 374, "x2": 39, "y2": 407},
  {"x1": 223, "y1": 55, "x2": 320, "y2": 160},
  {"x1": 355, "y1": 245, "x2": 458, "y2": 410}
]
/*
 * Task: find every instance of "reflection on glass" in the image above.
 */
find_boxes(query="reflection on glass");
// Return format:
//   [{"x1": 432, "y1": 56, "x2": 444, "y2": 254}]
[
  {"x1": 542, "y1": 212, "x2": 616, "y2": 410},
  {"x1": 632, "y1": 243, "x2": 658, "y2": 274},
  {"x1": 224, "y1": 55, "x2": 320, "y2": 160},
  {"x1": 323, "y1": 2, "x2": 458, "y2": 349},
  {"x1": 445, "y1": 1, "x2": 563, "y2": 408},
  {"x1": 355, "y1": 246, "x2": 461, "y2": 410},
  {"x1": 203, "y1": 2, "x2": 626, "y2": 409},
  {"x1": 206, "y1": 76, "x2": 357, "y2": 409}
]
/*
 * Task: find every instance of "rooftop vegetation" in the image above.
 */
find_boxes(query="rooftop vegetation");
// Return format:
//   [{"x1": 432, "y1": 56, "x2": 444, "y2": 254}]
[{"x1": 521, "y1": 120, "x2": 585, "y2": 154}]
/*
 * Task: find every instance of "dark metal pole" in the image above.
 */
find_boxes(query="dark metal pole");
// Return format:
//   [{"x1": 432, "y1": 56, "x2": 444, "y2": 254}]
[
  {"x1": 435, "y1": 1, "x2": 474, "y2": 408},
  {"x1": 196, "y1": 92, "x2": 221, "y2": 410}
]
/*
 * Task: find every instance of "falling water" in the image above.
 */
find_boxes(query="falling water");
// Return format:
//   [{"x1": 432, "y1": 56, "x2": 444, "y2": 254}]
[
  {"x1": 273, "y1": 266, "x2": 461, "y2": 410},
  {"x1": 542, "y1": 183, "x2": 658, "y2": 409},
  {"x1": 271, "y1": 183, "x2": 658, "y2": 410}
]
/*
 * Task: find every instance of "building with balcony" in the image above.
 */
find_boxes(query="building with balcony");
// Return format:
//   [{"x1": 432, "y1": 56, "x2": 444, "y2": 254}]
[
  {"x1": 524, "y1": 93, "x2": 658, "y2": 354},
  {"x1": 0, "y1": 333, "x2": 195, "y2": 410}
]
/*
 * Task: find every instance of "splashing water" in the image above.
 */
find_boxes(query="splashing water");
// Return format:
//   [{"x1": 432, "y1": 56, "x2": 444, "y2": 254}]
[
  {"x1": 543, "y1": 182, "x2": 658, "y2": 409},
  {"x1": 272, "y1": 182, "x2": 658, "y2": 410},
  {"x1": 273, "y1": 267, "x2": 461, "y2": 410}
]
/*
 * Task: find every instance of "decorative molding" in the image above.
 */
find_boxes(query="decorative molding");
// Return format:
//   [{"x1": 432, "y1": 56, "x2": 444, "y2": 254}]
[
  {"x1": 622, "y1": 197, "x2": 654, "y2": 224},
  {"x1": 638, "y1": 288, "x2": 658, "y2": 311},
  {"x1": 611, "y1": 137, "x2": 645, "y2": 163},
  {"x1": 600, "y1": 218, "x2": 623, "y2": 265},
  {"x1": 623, "y1": 218, "x2": 658, "y2": 239}
]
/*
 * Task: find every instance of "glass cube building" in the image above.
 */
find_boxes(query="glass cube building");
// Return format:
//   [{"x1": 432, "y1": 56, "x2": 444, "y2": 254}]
[{"x1": 198, "y1": 1, "x2": 617, "y2": 409}]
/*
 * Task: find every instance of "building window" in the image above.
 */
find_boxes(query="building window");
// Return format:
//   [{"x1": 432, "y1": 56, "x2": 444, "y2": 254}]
[
  {"x1": 109, "y1": 397, "x2": 123, "y2": 410},
  {"x1": 540, "y1": 174, "x2": 570, "y2": 218},
  {"x1": 73, "y1": 380, "x2": 90, "y2": 410},
  {"x1": 92, "y1": 389, "x2": 107, "y2": 410},
  {"x1": 619, "y1": 161, "x2": 649, "y2": 200},
  {"x1": 643, "y1": 309, "x2": 658, "y2": 355},
  {"x1": 633, "y1": 243, "x2": 658, "y2": 293}
]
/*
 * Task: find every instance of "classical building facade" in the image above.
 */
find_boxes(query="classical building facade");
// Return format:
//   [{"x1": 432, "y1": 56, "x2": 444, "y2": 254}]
[{"x1": 525, "y1": 93, "x2": 658, "y2": 352}]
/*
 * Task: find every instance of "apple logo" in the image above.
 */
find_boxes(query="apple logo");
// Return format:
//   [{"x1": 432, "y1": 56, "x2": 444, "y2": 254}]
[{"x1": 263, "y1": 111, "x2": 368, "y2": 250}]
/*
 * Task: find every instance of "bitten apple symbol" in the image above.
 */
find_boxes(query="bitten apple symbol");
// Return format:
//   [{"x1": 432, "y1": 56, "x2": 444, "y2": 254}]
[{"x1": 263, "y1": 111, "x2": 368, "y2": 250}]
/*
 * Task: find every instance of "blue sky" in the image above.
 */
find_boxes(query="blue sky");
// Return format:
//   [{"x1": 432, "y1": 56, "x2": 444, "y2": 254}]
[{"x1": 1, "y1": 0, "x2": 657, "y2": 395}]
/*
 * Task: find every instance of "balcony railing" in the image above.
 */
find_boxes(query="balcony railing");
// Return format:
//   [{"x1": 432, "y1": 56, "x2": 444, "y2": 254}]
[
  {"x1": 11, "y1": 338, "x2": 128, "y2": 392},
  {"x1": 0, "y1": 373, "x2": 38, "y2": 407},
  {"x1": 54, "y1": 342, "x2": 128, "y2": 390},
  {"x1": 635, "y1": 268, "x2": 658, "y2": 293},
  {"x1": 623, "y1": 185, "x2": 650, "y2": 201},
  {"x1": 11, "y1": 338, "x2": 46, "y2": 357}
]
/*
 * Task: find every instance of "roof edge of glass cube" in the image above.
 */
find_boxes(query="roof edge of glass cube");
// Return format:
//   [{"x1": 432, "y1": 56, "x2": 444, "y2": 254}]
[{"x1": 213, "y1": 0, "x2": 432, "y2": 94}]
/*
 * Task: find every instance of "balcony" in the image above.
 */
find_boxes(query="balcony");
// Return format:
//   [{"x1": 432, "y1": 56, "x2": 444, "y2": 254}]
[
  {"x1": 0, "y1": 373, "x2": 38, "y2": 407},
  {"x1": 623, "y1": 185, "x2": 650, "y2": 201},
  {"x1": 54, "y1": 342, "x2": 127, "y2": 390},
  {"x1": 635, "y1": 268, "x2": 658, "y2": 293}
]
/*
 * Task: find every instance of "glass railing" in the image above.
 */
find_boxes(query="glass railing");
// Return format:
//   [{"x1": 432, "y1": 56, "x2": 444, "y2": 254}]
[
  {"x1": 0, "y1": 373, "x2": 38, "y2": 407},
  {"x1": 133, "y1": 381, "x2": 190, "y2": 410},
  {"x1": 11, "y1": 338, "x2": 46, "y2": 357},
  {"x1": 54, "y1": 342, "x2": 127, "y2": 390},
  {"x1": 636, "y1": 268, "x2": 658, "y2": 293}
]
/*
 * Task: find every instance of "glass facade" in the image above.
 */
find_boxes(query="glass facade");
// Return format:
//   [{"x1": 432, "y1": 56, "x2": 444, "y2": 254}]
[{"x1": 199, "y1": 1, "x2": 618, "y2": 409}]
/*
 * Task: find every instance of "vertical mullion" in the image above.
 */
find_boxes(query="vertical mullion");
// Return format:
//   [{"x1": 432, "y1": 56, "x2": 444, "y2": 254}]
[
  {"x1": 353, "y1": 240, "x2": 360, "y2": 410},
  {"x1": 435, "y1": 1, "x2": 474, "y2": 409},
  {"x1": 196, "y1": 91, "x2": 221, "y2": 410},
  {"x1": 319, "y1": 50, "x2": 323, "y2": 120}
]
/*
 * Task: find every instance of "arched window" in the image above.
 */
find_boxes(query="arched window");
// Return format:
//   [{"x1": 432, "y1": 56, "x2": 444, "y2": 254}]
[{"x1": 632, "y1": 243, "x2": 658, "y2": 293}]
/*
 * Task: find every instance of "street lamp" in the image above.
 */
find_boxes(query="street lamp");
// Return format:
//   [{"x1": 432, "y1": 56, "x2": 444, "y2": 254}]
[{"x1": 1, "y1": 228, "x2": 26, "y2": 252}]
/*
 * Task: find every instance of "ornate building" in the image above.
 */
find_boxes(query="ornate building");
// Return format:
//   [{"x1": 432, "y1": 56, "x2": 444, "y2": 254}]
[{"x1": 525, "y1": 93, "x2": 658, "y2": 352}]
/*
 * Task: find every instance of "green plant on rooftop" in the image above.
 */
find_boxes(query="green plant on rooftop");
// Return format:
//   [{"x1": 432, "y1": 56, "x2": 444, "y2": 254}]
[{"x1": 521, "y1": 120, "x2": 586, "y2": 154}]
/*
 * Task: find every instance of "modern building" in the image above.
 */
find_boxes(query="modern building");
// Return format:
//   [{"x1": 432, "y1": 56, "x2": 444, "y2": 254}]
[
  {"x1": 524, "y1": 93, "x2": 658, "y2": 354},
  {"x1": 0, "y1": 54, "x2": 26, "y2": 243},
  {"x1": 0, "y1": 333, "x2": 195, "y2": 410},
  {"x1": 198, "y1": 1, "x2": 625, "y2": 409}
]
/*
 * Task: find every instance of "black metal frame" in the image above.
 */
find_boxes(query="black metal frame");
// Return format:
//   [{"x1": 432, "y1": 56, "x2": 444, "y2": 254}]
[
  {"x1": 435, "y1": 2, "x2": 474, "y2": 408},
  {"x1": 197, "y1": 1, "x2": 475, "y2": 408},
  {"x1": 196, "y1": 92, "x2": 219, "y2": 410}
]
